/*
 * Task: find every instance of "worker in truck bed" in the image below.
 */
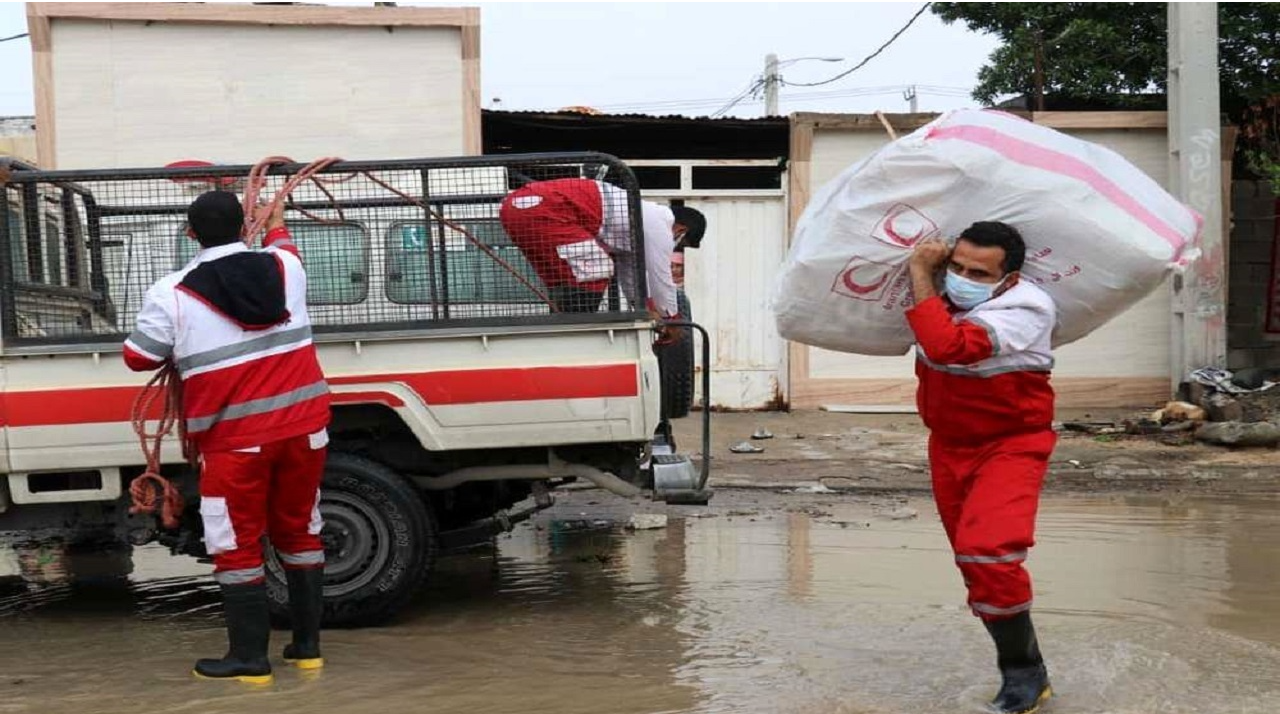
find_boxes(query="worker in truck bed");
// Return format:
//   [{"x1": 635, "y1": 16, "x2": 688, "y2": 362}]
[
  {"x1": 668, "y1": 204, "x2": 706, "y2": 290},
  {"x1": 123, "y1": 192, "x2": 330, "y2": 683},
  {"x1": 498, "y1": 177, "x2": 705, "y2": 336},
  {"x1": 904, "y1": 222, "x2": 1056, "y2": 714}
]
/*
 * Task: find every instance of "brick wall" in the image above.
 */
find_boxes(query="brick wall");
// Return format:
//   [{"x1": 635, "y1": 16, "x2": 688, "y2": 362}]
[{"x1": 1227, "y1": 180, "x2": 1280, "y2": 369}]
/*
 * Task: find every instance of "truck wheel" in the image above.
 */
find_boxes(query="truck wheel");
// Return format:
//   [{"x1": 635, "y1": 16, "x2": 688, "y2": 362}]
[
  {"x1": 266, "y1": 452, "x2": 437, "y2": 627},
  {"x1": 657, "y1": 291, "x2": 696, "y2": 419}
]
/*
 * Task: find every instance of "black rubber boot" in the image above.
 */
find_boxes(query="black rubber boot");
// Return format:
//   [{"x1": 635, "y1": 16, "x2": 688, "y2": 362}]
[
  {"x1": 282, "y1": 568, "x2": 325, "y2": 669},
  {"x1": 193, "y1": 582, "x2": 273, "y2": 683},
  {"x1": 984, "y1": 612, "x2": 1052, "y2": 714}
]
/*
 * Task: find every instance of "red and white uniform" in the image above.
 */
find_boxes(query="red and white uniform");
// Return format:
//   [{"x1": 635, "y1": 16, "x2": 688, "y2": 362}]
[
  {"x1": 124, "y1": 227, "x2": 330, "y2": 586},
  {"x1": 905, "y1": 281, "x2": 1057, "y2": 621},
  {"x1": 498, "y1": 178, "x2": 680, "y2": 317}
]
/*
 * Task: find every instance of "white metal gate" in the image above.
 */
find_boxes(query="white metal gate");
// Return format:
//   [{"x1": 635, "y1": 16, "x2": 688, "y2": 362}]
[{"x1": 633, "y1": 159, "x2": 788, "y2": 410}]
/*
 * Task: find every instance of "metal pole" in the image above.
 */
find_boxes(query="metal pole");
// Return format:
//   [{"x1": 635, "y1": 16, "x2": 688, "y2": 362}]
[
  {"x1": 764, "y1": 53, "x2": 779, "y2": 117},
  {"x1": 1167, "y1": 2, "x2": 1225, "y2": 387}
]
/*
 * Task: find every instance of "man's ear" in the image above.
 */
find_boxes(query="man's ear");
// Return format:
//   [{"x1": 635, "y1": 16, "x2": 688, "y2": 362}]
[
  {"x1": 185, "y1": 226, "x2": 198, "y2": 242},
  {"x1": 997, "y1": 270, "x2": 1021, "y2": 297}
]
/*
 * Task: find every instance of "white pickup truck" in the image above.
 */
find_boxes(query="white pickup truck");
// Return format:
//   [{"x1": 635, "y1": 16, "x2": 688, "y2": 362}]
[{"x1": 0, "y1": 153, "x2": 710, "y2": 625}]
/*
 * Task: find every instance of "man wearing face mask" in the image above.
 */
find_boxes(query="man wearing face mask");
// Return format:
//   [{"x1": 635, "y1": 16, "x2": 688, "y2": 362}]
[{"x1": 904, "y1": 221, "x2": 1056, "y2": 714}]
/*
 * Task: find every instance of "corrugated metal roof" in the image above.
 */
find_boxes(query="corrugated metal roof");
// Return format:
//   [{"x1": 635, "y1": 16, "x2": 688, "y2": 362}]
[{"x1": 483, "y1": 109, "x2": 788, "y2": 126}]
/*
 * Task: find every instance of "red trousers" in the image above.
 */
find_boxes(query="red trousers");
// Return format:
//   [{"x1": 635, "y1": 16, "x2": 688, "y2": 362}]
[
  {"x1": 929, "y1": 430, "x2": 1055, "y2": 621},
  {"x1": 198, "y1": 430, "x2": 328, "y2": 585}
]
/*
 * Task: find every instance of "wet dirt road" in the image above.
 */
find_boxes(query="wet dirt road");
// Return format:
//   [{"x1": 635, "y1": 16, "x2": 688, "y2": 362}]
[{"x1": 1, "y1": 490, "x2": 1279, "y2": 714}]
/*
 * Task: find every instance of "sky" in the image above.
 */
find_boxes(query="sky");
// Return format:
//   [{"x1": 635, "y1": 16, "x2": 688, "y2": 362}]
[{"x1": 0, "y1": 1, "x2": 1001, "y2": 119}]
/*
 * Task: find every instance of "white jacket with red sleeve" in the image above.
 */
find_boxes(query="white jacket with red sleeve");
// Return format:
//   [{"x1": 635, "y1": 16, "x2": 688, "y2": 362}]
[
  {"x1": 122, "y1": 227, "x2": 331, "y2": 453},
  {"x1": 905, "y1": 281, "x2": 1056, "y2": 445}
]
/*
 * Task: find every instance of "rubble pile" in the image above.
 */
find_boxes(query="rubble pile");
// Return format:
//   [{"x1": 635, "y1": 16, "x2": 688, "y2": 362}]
[{"x1": 1064, "y1": 368, "x2": 1280, "y2": 448}]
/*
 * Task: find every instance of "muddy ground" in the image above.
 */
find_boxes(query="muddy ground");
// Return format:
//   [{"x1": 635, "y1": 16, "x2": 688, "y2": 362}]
[
  {"x1": 2, "y1": 488, "x2": 1279, "y2": 714},
  {"x1": 1, "y1": 411, "x2": 1278, "y2": 714},
  {"x1": 675, "y1": 411, "x2": 1280, "y2": 495}
]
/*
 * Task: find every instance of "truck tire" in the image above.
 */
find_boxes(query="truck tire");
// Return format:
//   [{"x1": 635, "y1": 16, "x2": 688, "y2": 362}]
[
  {"x1": 656, "y1": 291, "x2": 696, "y2": 419},
  {"x1": 266, "y1": 452, "x2": 437, "y2": 628}
]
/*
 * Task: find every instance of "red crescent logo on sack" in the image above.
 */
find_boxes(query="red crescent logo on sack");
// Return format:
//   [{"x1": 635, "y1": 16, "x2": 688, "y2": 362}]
[
  {"x1": 873, "y1": 204, "x2": 937, "y2": 248},
  {"x1": 831, "y1": 256, "x2": 897, "y2": 302},
  {"x1": 841, "y1": 266, "x2": 890, "y2": 294}
]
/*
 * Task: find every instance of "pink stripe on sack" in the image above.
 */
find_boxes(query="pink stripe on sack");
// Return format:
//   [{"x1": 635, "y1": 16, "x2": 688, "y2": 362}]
[{"x1": 928, "y1": 124, "x2": 1197, "y2": 257}]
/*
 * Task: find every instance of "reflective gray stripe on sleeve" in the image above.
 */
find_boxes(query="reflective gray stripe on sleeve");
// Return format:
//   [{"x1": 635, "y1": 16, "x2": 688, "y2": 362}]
[
  {"x1": 971, "y1": 600, "x2": 1033, "y2": 617},
  {"x1": 278, "y1": 550, "x2": 326, "y2": 567},
  {"x1": 177, "y1": 326, "x2": 312, "y2": 373},
  {"x1": 187, "y1": 380, "x2": 329, "y2": 433},
  {"x1": 214, "y1": 566, "x2": 266, "y2": 585},
  {"x1": 126, "y1": 331, "x2": 173, "y2": 359},
  {"x1": 916, "y1": 350, "x2": 1054, "y2": 378},
  {"x1": 956, "y1": 550, "x2": 1028, "y2": 564},
  {"x1": 965, "y1": 316, "x2": 1001, "y2": 357}
]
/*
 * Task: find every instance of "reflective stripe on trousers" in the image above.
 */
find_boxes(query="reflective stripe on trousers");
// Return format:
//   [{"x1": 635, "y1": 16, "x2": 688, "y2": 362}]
[
  {"x1": 956, "y1": 550, "x2": 1027, "y2": 564},
  {"x1": 972, "y1": 599, "x2": 1033, "y2": 617},
  {"x1": 278, "y1": 550, "x2": 326, "y2": 568},
  {"x1": 215, "y1": 566, "x2": 265, "y2": 585}
]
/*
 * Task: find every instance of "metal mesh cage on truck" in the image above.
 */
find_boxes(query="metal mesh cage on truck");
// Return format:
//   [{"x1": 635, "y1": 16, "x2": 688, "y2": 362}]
[{"x1": 0, "y1": 153, "x2": 649, "y2": 349}]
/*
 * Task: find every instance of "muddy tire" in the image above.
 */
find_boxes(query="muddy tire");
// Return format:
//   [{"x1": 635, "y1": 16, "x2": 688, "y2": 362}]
[
  {"x1": 656, "y1": 291, "x2": 696, "y2": 419},
  {"x1": 266, "y1": 452, "x2": 436, "y2": 628}
]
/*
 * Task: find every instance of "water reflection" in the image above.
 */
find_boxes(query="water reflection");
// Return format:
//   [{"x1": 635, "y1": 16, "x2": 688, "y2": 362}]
[{"x1": 0, "y1": 493, "x2": 1277, "y2": 714}]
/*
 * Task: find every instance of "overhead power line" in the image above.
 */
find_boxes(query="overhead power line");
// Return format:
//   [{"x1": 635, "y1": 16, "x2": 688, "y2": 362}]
[
  {"x1": 782, "y1": 2, "x2": 932, "y2": 88},
  {"x1": 711, "y1": 78, "x2": 766, "y2": 118},
  {"x1": 550, "y1": 84, "x2": 972, "y2": 117},
  {"x1": 0, "y1": 32, "x2": 29, "y2": 44}
]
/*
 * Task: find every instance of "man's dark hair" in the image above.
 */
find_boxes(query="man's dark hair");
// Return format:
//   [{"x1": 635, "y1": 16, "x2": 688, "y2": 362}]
[
  {"x1": 671, "y1": 205, "x2": 707, "y2": 249},
  {"x1": 958, "y1": 221, "x2": 1025, "y2": 274},
  {"x1": 187, "y1": 191, "x2": 245, "y2": 248}
]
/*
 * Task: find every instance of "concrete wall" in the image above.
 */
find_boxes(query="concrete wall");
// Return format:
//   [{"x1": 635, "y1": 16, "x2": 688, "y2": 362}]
[
  {"x1": 30, "y1": 4, "x2": 481, "y2": 169},
  {"x1": 1227, "y1": 180, "x2": 1280, "y2": 370},
  {"x1": 47, "y1": 21, "x2": 468, "y2": 168}
]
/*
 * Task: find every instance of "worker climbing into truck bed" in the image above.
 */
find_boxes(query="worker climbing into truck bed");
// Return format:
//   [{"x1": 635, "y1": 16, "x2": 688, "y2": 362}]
[
  {"x1": 498, "y1": 177, "x2": 704, "y2": 333},
  {"x1": 123, "y1": 191, "x2": 331, "y2": 683},
  {"x1": 904, "y1": 222, "x2": 1056, "y2": 714}
]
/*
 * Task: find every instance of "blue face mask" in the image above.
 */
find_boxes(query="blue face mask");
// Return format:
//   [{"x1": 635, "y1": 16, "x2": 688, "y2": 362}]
[{"x1": 944, "y1": 271, "x2": 1005, "y2": 310}]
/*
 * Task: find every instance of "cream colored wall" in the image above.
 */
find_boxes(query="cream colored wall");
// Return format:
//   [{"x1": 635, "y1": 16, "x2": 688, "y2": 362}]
[{"x1": 49, "y1": 19, "x2": 467, "y2": 168}]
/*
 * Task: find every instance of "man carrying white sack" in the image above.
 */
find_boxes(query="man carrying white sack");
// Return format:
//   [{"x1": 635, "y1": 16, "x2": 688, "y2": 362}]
[{"x1": 905, "y1": 221, "x2": 1055, "y2": 714}]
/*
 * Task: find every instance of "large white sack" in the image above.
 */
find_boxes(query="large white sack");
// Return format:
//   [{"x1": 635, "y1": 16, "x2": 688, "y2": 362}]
[{"x1": 774, "y1": 109, "x2": 1201, "y2": 356}]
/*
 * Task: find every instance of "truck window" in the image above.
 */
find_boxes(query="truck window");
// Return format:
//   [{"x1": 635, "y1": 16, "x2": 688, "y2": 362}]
[
  {"x1": 6, "y1": 196, "x2": 83, "y2": 290},
  {"x1": 6, "y1": 209, "x2": 28, "y2": 284},
  {"x1": 44, "y1": 217, "x2": 63, "y2": 286},
  {"x1": 175, "y1": 221, "x2": 369, "y2": 305},
  {"x1": 385, "y1": 219, "x2": 543, "y2": 305}
]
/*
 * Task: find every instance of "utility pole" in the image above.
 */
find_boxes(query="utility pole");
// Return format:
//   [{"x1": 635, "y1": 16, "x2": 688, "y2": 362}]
[
  {"x1": 1167, "y1": 2, "x2": 1225, "y2": 385},
  {"x1": 904, "y1": 85, "x2": 918, "y2": 113},
  {"x1": 764, "y1": 53, "x2": 780, "y2": 116}
]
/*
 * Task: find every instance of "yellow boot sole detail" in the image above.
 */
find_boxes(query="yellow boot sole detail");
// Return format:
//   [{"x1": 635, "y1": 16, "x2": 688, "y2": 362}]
[
  {"x1": 1019, "y1": 686, "x2": 1053, "y2": 714},
  {"x1": 284, "y1": 657, "x2": 325, "y2": 670},
  {"x1": 192, "y1": 670, "x2": 274, "y2": 685}
]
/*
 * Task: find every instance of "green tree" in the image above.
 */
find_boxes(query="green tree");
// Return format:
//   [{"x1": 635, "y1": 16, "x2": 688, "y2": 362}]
[{"x1": 931, "y1": 2, "x2": 1280, "y2": 115}]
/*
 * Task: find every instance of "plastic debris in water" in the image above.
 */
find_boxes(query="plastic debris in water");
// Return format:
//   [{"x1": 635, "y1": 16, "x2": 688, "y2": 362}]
[{"x1": 627, "y1": 514, "x2": 669, "y2": 530}]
